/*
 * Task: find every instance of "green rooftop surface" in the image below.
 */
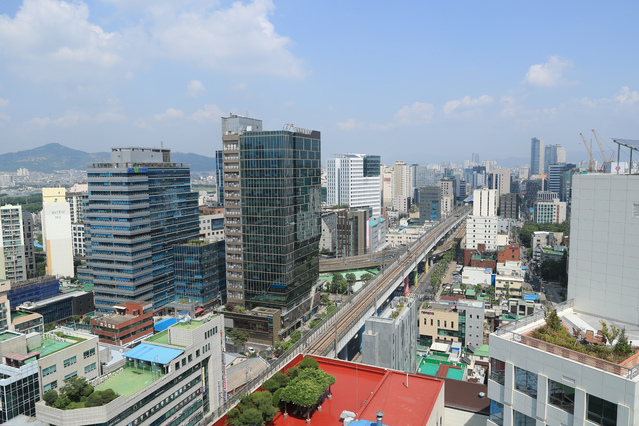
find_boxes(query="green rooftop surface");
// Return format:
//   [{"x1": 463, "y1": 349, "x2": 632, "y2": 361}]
[
  {"x1": 25, "y1": 336, "x2": 78, "y2": 363},
  {"x1": 542, "y1": 248, "x2": 566, "y2": 255},
  {"x1": 96, "y1": 367, "x2": 161, "y2": 398},
  {"x1": 474, "y1": 344, "x2": 490, "y2": 358},
  {"x1": 145, "y1": 330, "x2": 169, "y2": 345},
  {"x1": 11, "y1": 311, "x2": 32, "y2": 320},
  {"x1": 465, "y1": 289, "x2": 476, "y2": 296},
  {"x1": 172, "y1": 319, "x2": 204, "y2": 330},
  {"x1": 0, "y1": 331, "x2": 20, "y2": 342},
  {"x1": 418, "y1": 357, "x2": 465, "y2": 380}
]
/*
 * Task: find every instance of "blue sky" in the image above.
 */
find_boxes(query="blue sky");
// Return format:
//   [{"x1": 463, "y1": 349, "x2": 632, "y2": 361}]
[{"x1": 0, "y1": 0, "x2": 638, "y2": 166}]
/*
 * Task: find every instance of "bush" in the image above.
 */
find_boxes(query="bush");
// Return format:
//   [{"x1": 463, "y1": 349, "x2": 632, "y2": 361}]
[
  {"x1": 43, "y1": 389, "x2": 59, "y2": 406},
  {"x1": 298, "y1": 356, "x2": 319, "y2": 370}
]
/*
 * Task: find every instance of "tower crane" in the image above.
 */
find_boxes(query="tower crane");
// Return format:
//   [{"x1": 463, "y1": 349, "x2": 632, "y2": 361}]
[
  {"x1": 591, "y1": 129, "x2": 615, "y2": 163},
  {"x1": 579, "y1": 132, "x2": 596, "y2": 171}
]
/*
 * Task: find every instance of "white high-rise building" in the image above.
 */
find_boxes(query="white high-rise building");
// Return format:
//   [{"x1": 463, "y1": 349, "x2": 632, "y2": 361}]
[
  {"x1": 380, "y1": 164, "x2": 393, "y2": 208},
  {"x1": 327, "y1": 154, "x2": 381, "y2": 216},
  {"x1": 391, "y1": 161, "x2": 413, "y2": 202},
  {"x1": 0, "y1": 205, "x2": 27, "y2": 282},
  {"x1": 466, "y1": 188, "x2": 498, "y2": 250},
  {"x1": 488, "y1": 173, "x2": 639, "y2": 426},
  {"x1": 42, "y1": 202, "x2": 74, "y2": 278}
]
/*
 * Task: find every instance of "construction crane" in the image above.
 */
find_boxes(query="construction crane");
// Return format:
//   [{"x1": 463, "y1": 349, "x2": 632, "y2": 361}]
[
  {"x1": 592, "y1": 129, "x2": 615, "y2": 163},
  {"x1": 579, "y1": 132, "x2": 596, "y2": 171}
]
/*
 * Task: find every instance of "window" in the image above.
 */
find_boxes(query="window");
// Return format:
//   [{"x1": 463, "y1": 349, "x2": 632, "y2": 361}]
[
  {"x1": 513, "y1": 410, "x2": 535, "y2": 425},
  {"x1": 196, "y1": 349, "x2": 200, "y2": 357},
  {"x1": 489, "y1": 400, "x2": 504, "y2": 426},
  {"x1": 43, "y1": 365, "x2": 57, "y2": 376},
  {"x1": 188, "y1": 354, "x2": 193, "y2": 363},
  {"x1": 430, "y1": 319, "x2": 433, "y2": 326},
  {"x1": 451, "y1": 322, "x2": 454, "y2": 328},
  {"x1": 43, "y1": 381, "x2": 58, "y2": 392},
  {"x1": 490, "y1": 358, "x2": 505, "y2": 385},
  {"x1": 64, "y1": 372, "x2": 77, "y2": 380},
  {"x1": 437, "y1": 320, "x2": 440, "y2": 327},
  {"x1": 587, "y1": 394, "x2": 617, "y2": 426},
  {"x1": 64, "y1": 356, "x2": 77, "y2": 367},
  {"x1": 84, "y1": 348, "x2": 96, "y2": 359},
  {"x1": 444, "y1": 321, "x2": 447, "y2": 328},
  {"x1": 84, "y1": 363, "x2": 97, "y2": 374},
  {"x1": 514, "y1": 367, "x2": 537, "y2": 398},
  {"x1": 548, "y1": 379, "x2": 575, "y2": 414}
]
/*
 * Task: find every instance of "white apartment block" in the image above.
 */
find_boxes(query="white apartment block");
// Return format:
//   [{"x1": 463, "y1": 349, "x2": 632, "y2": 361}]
[
  {"x1": 380, "y1": 164, "x2": 393, "y2": 208},
  {"x1": 533, "y1": 198, "x2": 567, "y2": 224},
  {"x1": 392, "y1": 195, "x2": 410, "y2": 214},
  {"x1": 327, "y1": 154, "x2": 381, "y2": 216},
  {"x1": 0, "y1": 205, "x2": 27, "y2": 282},
  {"x1": 392, "y1": 161, "x2": 413, "y2": 201},
  {"x1": 72, "y1": 223, "x2": 86, "y2": 256},
  {"x1": 465, "y1": 216, "x2": 498, "y2": 250},
  {"x1": 473, "y1": 188, "x2": 498, "y2": 217},
  {"x1": 488, "y1": 173, "x2": 639, "y2": 426}
]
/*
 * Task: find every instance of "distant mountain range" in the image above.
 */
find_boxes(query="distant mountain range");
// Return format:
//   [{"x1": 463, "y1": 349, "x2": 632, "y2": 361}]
[{"x1": 0, "y1": 143, "x2": 216, "y2": 173}]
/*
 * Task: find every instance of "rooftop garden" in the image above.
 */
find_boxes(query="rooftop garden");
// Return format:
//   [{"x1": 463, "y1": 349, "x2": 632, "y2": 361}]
[
  {"x1": 529, "y1": 308, "x2": 637, "y2": 364},
  {"x1": 226, "y1": 356, "x2": 336, "y2": 426},
  {"x1": 43, "y1": 376, "x2": 119, "y2": 410}
]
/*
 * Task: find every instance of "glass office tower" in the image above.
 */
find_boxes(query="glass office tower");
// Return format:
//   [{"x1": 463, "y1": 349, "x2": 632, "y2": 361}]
[
  {"x1": 222, "y1": 115, "x2": 321, "y2": 330},
  {"x1": 173, "y1": 239, "x2": 226, "y2": 308},
  {"x1": 86, "y1": 147, "x2": 199, "y2": 312}
]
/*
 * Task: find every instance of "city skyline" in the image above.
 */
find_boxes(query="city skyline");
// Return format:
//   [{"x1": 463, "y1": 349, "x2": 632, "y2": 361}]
[{"x1": 0, "y1": 1, "x2": 638, "y2": 166}]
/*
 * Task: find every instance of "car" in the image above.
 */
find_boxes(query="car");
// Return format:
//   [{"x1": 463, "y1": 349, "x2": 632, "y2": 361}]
[{"x1": 247, "y1": 346, "x2": 256, "y2": 354}]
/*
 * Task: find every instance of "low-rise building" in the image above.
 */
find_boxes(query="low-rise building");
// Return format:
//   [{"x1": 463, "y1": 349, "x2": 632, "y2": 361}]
[
  {"x1": 91, "y1": 301, "x2": 153, "y2": 347},
  {"x1": 199, "y1": 213, "x2": 224, "y2": 239},
  {"x1": 419, "y1": 303, "x2": 460, "y2": 347},
  {"x1": 18, "y1": 290, "x2": 94, "y2": 325},
  {"x1": 497, "y1": 244, "x2": 520, "y2": 263},
  {"x1": 362, "y1": 297, "x2": 417, "y2": 372},
  {"x1": 37, "y1": 315, "x2": 225, "y2": 426}
]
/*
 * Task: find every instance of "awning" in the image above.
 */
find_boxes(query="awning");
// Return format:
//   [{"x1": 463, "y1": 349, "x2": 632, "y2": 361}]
[
  {"x1": 124, "y1": 343, "x2": 183, "y2": 365},
  {"x1": 195, "y1": 308, "x2": 204, "y2": 315}
]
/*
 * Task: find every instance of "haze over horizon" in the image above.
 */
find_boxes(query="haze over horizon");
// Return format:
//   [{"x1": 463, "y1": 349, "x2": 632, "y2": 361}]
[{"x1": 0, "y1": 0, "x2": 637, "y2": 166}]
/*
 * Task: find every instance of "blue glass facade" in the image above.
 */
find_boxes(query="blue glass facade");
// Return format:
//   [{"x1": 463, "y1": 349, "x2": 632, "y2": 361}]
[
  {"x1": 215, "y1": 150, "x2": 224, "y2": 206},
  {"x1": 223, "y1": 121, "x2": 321, "y2": 316},
  {"x1": 7, "y1": 277, "x2": 59, "y2": 308},
  {"x1": 86, "y1": 148, "x2": 199, "y2": 312},
  {"x1": 173, "y1": 240, "x2": 226, "y2": 307}
]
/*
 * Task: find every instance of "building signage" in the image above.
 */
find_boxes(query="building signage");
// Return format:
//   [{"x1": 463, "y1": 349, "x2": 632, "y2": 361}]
[{"x1": 127, "y1": 167, "x2": 149, "y2": 173}]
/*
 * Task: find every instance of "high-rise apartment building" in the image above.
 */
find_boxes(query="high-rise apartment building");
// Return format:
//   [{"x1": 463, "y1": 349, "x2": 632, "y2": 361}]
[
  {"x1": 327, "y1": 153, "x2": 381, "y2": 216},
  {"x1": 380, "y1": 164, "x2": 393, "y2": 208},
  {"x1": 391, "y1": 161, "x2": 413, "y2": 202},
  {"x1": 0, "y1": 205, "x2": 27, "y2": 282},
  {"x1": 439, "y1": 178, "x2": 456, "y2": 217},
  {"x1": 221, "y1": 115, "x2": 321, "y2": 332},
  {"x1": 86, "y1": 147, "x2": 199, "y2": 312},
  {"x1": 466, "y1": 189, "x2": 498, "y2": 250},
  {"x1": 530, "y1": 137, "x2": 544, "y2": 175},
  {"x1": 488, "y1": 169, "x2": 511, "y2": 205}
]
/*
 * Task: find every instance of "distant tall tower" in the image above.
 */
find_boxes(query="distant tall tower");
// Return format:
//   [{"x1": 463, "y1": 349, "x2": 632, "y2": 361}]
[
  {"x1": 327, "y1": 154, "x2": 381, "y2": 216},
  {"x1": 86, "y1": 147, "x2": 199, "y2": 312},
  {"x1": 530, "y1": 137, "x2": 544, "y2": 175},
  {"x1": 222, "y1": 115, "x2": 321, "y2": 335},
  {"x1": 472, "y1": 153, "x2": 480, "y2": 164}
]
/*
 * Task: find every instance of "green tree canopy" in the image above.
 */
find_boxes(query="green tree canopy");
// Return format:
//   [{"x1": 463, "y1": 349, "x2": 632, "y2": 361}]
[
  {"x1": 281, "y1": 368, "x2": 336, "y2": 409},
  {"x1": 226, "y1": 391, "x2": 278, "y2": 426},
  {"x1": 345, "y1": 273, "x2": 357, "y2": 284},
  {"x1": 226, "y1": 328, "x2": 250, "y2": 347},
  {"x1": 361, "y1": 273, "x2": 374, "y2": 282}
]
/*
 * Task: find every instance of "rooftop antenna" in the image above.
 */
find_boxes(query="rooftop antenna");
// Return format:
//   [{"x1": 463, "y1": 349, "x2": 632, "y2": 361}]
[{"x1": 160, "y1": 141, "x2": 164, "y2": 149}]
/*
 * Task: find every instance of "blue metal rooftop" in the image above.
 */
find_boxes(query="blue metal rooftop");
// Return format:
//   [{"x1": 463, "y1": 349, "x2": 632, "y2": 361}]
[{"x1": 124, "y1": 343, "x2": 183, "y2": 365}]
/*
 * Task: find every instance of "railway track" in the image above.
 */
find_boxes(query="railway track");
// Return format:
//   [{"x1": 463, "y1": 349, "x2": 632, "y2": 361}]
[{"x1": 306, "y1": 208, "x2": 470, "y2": 355}]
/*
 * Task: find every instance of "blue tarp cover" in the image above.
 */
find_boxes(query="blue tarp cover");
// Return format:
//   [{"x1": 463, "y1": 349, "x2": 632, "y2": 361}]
[
  {"x1": 154, "y1": 318, "x2": 180, "y2": 332},
  {"x1": 124, "y1": 343, "x2": 183, "y2": 365}
]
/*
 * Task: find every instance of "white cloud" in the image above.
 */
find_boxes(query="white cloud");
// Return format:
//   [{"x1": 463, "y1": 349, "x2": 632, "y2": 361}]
[
  {"x1": 0, "y1": 98, "x2": 8, "y2": 107},
  {"x1": 191, "y1": 104, "x2": 223, "y2": 123},
  {"x1": 524, "y1": 55, "x2": 574, "y2": 87},
  {"x1": 393, "y1": 102, "x2": 435, "y2": 126},
  {"x1": 443, "y1": 95, "x2": 493, "y2": 115},
  {"x1": 95, "y1": 111, "x2": 127, "y2": 123},
  {"x1": 187, "y1": 80, "x2": 205, "y2": 97},
  {"x1": 0, "y1": 0, "x2": 307, "y2": 84},
  {"x1": 26, "y1": 111, "x2": 90, "y2": 127},
  {"x1": 154, "y1": 108, "x2": 185, "y2": 121},
  {"x1": 500, "y1": 95, "x2": 517, "y2": 117},
  {"x1": 616, "y1": 86, "x2": 639, "y2": 105},
  {"x1": 336, "y1": 118, "x2": 363, "y2": 130},
  {"x1": 0, "y1": 0, "x2": 123, "y2": 82},
  {"x1": 0, "y1": 113, "x2": 9, "y2": 122}
]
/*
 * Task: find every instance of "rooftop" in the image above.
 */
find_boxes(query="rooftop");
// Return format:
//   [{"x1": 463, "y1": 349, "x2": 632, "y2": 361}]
[
  {"x1": 172, "y1": 319, "x2": 204, "y2": 330},
  {"x1": 241, "y1": 356, "x2": 444, "y2": 426},
  {"x1": 494, "y1": 300, "x2": 639, "y2": 378},
  {"x1": 95, "y1": 365, "x2": 161, "y2": 398}
]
